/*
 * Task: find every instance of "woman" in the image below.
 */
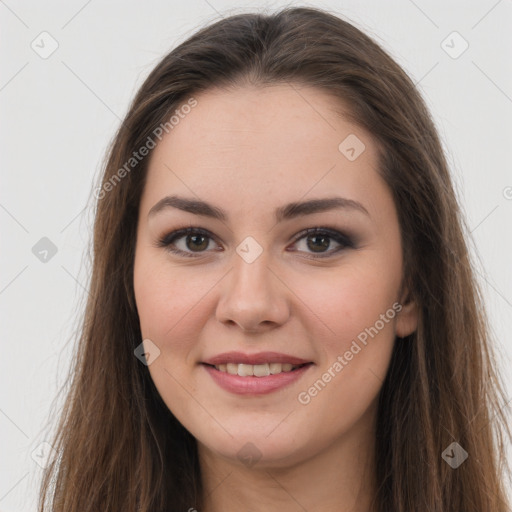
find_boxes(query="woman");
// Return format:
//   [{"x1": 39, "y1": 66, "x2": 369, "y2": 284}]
[{"x1": 38, "y1": 6, "x2": 511, "y2": 512}]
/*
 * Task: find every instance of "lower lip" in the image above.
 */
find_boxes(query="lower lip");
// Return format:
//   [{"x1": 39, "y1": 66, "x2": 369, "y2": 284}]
[{"x1": 202, "y1": 363, "x2": 313, "y2": 395}]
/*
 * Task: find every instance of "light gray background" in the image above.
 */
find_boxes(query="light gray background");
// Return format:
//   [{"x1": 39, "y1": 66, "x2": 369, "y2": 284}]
[{"x1": 1, "y1": 0, "x2": 511, "y2": 510}]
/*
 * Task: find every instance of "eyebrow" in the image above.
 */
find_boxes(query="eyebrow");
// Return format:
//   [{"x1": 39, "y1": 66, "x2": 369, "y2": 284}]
[{"x1": 148, "y1": 195, "x2": 370, "y2": 222}]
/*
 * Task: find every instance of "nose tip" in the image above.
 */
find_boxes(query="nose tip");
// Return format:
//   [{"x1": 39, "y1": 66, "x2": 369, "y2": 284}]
[{"x1": 215, "y1": 256, "x2": 290, "y2": 332}]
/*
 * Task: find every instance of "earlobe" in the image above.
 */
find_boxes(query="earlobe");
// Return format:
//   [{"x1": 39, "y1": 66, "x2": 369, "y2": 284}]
[{"x1": 395, "y1": 291, "x2": 419, "y2": 338}]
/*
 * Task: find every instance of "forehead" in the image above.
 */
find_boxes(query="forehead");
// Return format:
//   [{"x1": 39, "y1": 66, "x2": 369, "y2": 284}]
[
  {"x1": 141, "y1": 84, "x2": 388, "y2": 220},
  {"x1": 150, "y1": 83, "x2": 367, "y2": 164}
]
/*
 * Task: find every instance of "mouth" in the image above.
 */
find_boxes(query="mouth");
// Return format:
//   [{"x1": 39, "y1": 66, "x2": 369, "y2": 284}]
[
  {"x1": 201, "y1": 361, "x2": 314, "y2": 395},
  {"x1": 202, "y1": 362, "x2": 312, "y2": 377}
]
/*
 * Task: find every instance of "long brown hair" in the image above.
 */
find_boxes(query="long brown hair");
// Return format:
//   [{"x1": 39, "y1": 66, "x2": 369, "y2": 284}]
[{"x1": 38, "y1": 7, "x2": 511, "y2": 511}]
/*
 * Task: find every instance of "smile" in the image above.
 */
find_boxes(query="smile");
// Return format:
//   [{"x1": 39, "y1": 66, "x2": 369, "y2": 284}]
[
  {"x1": 202, "y1": 362, "x2": 314, "y2": 395},
  {"x1": 211, "y1": 362, "x2": 305, "y2": 377}
]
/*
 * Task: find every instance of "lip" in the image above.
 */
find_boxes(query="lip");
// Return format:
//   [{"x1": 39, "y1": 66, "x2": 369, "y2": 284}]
[
  {"x1": 202, "y1": 351, "x2": 312, "y2": 366},
  {"x1": 202, "y1": 362, "x2": 314, "y2": 395}
]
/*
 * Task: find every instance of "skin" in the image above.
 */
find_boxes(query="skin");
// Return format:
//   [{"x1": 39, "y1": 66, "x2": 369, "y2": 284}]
[{"x1": 133, "y1": 84, "x2": 418, "y2": 512}]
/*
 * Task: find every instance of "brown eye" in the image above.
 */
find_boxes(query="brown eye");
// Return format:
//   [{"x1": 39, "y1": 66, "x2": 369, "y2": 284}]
[
  {"x1": 157, "y1": 227, "x2": 219, "y2": 258},
  {"x1": 157, "y1": 226, "x2": 354, "y2": 259},
  {"x1": 305, "y1": 233, "x2": 331, "y2": 253},
  {"x1": 185, "y1": 233, "x2": 209, "y2": 252},
  {"x1": 290, "y1": 227, "x2": 354, "y2": 258}
]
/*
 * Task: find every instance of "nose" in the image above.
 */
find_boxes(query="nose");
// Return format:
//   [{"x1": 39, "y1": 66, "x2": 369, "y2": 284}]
[{"x1": 215, "y1": 249, "x2": 290, "y2": 333}]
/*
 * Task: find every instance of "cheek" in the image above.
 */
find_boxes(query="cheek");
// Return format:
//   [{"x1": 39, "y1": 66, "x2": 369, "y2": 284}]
[
  {"x1": 134, "y1": 245, "x2": 401, "y2": 367},
  {"x1": 133, "y1": 252, "x2": 211, "y2": 344},
  {"x1": 133, "y1": 255, "x2": 209, "y2": 413},
  {"x1": 291, "y1": 259, "x2": 401, "y2": 347},
  {"x1": 290, "y1": 258, "x2": 400, "y2": 411}
]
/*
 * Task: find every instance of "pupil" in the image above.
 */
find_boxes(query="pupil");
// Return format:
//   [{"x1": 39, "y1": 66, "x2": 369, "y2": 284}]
[
  {"x1": 187, "y1": 234, "x2": 208, "y2": 251},
  {"x1": 308, "y1": 234, "x2": 329, "y2": 252}
]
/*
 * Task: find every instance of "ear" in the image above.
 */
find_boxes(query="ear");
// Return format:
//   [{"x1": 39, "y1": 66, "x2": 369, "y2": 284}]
[{"x1": 395, "y1": 287, "x2": 419, "y2": 338}]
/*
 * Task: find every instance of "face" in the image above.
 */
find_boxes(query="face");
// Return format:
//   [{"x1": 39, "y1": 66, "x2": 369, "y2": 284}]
[{"x1": 133, "y1": 84, "x2": 418, "y2": 469}]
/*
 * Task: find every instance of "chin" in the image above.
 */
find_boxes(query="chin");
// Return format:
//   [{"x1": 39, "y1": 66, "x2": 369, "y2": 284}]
[{"x1": 195, "y1": 423, "x2": 318, "y2": 470}]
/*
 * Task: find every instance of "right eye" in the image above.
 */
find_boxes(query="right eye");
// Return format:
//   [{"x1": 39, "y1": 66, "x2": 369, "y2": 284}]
[{"x1": 156, "y1": 227, "x2": 222, "y2": 258}]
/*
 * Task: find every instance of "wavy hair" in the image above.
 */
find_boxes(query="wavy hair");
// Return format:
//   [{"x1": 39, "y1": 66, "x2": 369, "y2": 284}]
[{"x1": 38, "y1": 7, "x2": 511, "y2": 511}]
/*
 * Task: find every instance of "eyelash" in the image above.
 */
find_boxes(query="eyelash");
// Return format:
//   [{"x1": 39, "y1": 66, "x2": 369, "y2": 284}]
[{"x1": 155, "y1": 226, "x2": 355, "y2": 259}]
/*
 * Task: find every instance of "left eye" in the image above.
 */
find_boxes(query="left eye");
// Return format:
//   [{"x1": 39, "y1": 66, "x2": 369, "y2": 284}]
[
  {"x1": 290, "y1": 227, "x2": 354, "y2": 257},
  {"x1": 156, "y1": 227, "x2": 354, "y2": 258}
]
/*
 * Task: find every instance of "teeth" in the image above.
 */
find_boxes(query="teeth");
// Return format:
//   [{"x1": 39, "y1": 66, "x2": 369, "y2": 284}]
[
  {"x1": 215, "y1": 362, "x2": 300, "y2": 377},
  {"x1": 238, "y1": 364, "x2": 253, "y2": 377},
  {"x1": 253, "y1": 364, "x2": 270, "y2": 377},
  {"x1": 226, "y1": 363, "x2": 238, "y2": 374}
]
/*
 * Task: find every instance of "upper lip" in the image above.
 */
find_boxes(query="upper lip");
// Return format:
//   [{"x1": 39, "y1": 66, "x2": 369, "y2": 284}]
[{"x1": 202, "y1": 351, "x2": 312, "y2": 366}]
